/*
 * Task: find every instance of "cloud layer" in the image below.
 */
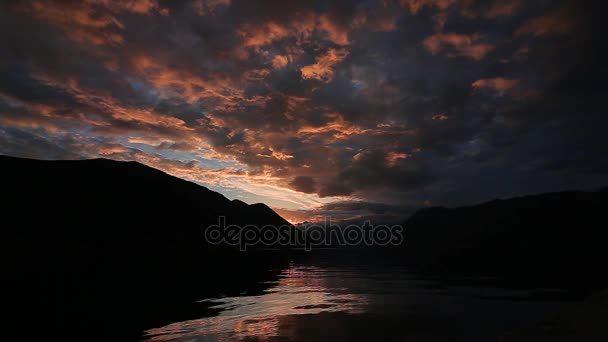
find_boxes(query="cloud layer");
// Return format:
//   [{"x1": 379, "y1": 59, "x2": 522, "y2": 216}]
[{"x1": 1, "y1": 0, "x2": 607, "y2": 222}]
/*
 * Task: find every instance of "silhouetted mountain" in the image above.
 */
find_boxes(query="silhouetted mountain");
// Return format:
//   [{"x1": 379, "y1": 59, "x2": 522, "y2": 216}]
[
  {"x1": 233, "y1": 202, "x2": 290, "y2": 228},
  {"x1": 1, "y1": 155, "x2": 291, "y2": 341},
  {"x1": 1, "y1": 154, "x2": 289, "y2": 227},
  {"x1": 402, "y1": 189, "x2": 608, "y2": 289},
  {"x1": 231, "y1": 198, "x2": 249, "y2": 207}
]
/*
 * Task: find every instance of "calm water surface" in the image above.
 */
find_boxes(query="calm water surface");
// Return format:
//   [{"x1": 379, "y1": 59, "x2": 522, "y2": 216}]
[{"x1": 142, "y1": 260, "x2": 575, "y2": 341}]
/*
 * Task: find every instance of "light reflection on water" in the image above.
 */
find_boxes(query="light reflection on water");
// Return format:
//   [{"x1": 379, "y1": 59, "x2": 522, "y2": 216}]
[
  {"x1": 142, "y1": 264, "x2": 572, "y2": 342},
  {"x1": 143, "y1": 265, "x2": 369, "y2": 341}
]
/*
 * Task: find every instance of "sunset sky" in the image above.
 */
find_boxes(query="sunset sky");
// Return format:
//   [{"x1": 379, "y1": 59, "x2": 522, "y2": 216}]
[{"x1": 1, "y1": 0, "x2": 606, "y2": 223}]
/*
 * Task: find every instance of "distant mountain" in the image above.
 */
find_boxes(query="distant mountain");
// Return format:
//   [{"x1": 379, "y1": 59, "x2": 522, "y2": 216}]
[
  {"x1": 402, "y1": 189, "x2": 608, "y2": 289},
  {"x1": 1, "y1": 155, "x2": 290, "y2": 341}
]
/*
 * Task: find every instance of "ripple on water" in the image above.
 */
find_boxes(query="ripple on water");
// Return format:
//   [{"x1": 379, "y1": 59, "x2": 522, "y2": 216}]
[{"x1": 142, "y1": 265, "x2": 575, "y2": 342}]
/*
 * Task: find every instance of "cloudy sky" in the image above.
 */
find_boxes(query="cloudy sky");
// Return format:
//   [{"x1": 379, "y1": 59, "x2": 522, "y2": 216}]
[{"x1": 1, "y1": 0, "x2": 606, "y2": 223}]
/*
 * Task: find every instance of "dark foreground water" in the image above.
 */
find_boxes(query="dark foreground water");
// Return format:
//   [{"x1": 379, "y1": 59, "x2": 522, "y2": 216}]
[{"x1": 141, "y1": 253, "x2": 581, "y2": 342}]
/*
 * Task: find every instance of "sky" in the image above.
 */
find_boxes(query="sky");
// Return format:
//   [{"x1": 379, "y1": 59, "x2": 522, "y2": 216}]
[{"x1": 1, "y1": 0, "x2": 607, "y2": 223}]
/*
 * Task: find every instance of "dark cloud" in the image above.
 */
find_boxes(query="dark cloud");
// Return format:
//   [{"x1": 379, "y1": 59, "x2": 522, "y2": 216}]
[
  {"x1": 318, "y1": 182, "x2": 353, "y2": 198},
  {"x1": 0, "y1": 65, "x2": 77, "y2": 106},
  {"x1": 289, "y1": 176, "x2": 316, "y2": 194},
  {"x1": 319, "y1": 201, "x2": 399, "y2": 215}
]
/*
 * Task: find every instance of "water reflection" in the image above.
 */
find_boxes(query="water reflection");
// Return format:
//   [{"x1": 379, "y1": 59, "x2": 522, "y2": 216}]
[
  {"x1": 143, "y1": 265, "x2": 368, "y2": 341},
  {"x1": 143, "y1": 263, "x2": 573, "y2": 342}
]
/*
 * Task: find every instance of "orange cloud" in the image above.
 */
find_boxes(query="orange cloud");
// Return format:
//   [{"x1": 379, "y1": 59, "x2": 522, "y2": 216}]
[
  {"x1": 400, "y1": 0, "x2": 456, "y2": 14},
  {"x1": 239, "y1": 12, "x2": 318, "y2": 49},
  {"x1": 386, "y1": 152, "x2": 410, "y2": 167},
  {"x1": 423, "y1": 32, "x2": 494, "y2": 60},
  {"x1": 272, "y1": 55, "x2": 289, "y2": 69},
  {"x1": 318, "y1": 15, "x2": 350, "y2": 45},
  {"x1": 240, "y1": 13, "x2": 352, "y2": 49},
  {"x1": 30, "y1": 1, "x2": 121, "y2": 28},
  {"x1": 31, "y1": 70, "x2": 195, "y2": 133},
  {"x1": 90, "y1": 0, "x2": 165, "y2": 15},
  {"x1": 26, "y1": 0, "x2": 170, "y2": 46},
  {"x1": 300, "y1": 49, "x2": 349, "y2": 82},
  {"x1": 472, "y1": 78, "x2": 519, "y2": 92},
  {"x1": 484, "y1": 0, "x2": 521, "y2": 18},
  {"x1": 241, "y1": 22, "x2": 291, "y2": 47},
  {"x1": 297, "y1": 113, "x2": 368, "y2": 142},
  {"x1": 131, "y1": 55, "x2": 251, "y2": 107},
  {"x1": 111, "y1": 106, "x2": 191, "y2": 128},
  {"x1": 516, "y1": 9, "x2": 577, "y2": 37},
  {"x1": 28, "y1": 0, "x2": 125, "y2": 46}
]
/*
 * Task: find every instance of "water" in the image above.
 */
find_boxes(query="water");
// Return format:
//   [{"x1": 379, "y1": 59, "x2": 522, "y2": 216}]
[{"x1": 141, "y1": 256, "x2": 577, "y2": 342}]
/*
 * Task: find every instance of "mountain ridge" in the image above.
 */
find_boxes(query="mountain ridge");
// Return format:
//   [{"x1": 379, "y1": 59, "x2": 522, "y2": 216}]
[
  {"x1": 0, "y1": 154, "x2": 290, "y2": 228},
  {"x1": 401, "y1": 187, "x2": 608, "y2": 289}
]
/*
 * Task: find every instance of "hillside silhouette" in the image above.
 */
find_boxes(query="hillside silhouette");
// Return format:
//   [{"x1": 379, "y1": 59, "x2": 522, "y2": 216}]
[
  {"x1": 1, "y1": 155, "x2": 291, "y2": 341},
  {"x1": 402, "y1": 189, "x2": 608, "y2": 289}
]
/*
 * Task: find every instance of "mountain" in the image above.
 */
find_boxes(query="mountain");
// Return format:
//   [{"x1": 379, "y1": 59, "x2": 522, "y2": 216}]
[
  {"x1": 402, "y1": 189, "x2": 608, "y2": 289},
  {"x1": 0, "y1": 154, "x2": 289, "y2": 227},
  {"x1": 1, "y1": 155, "x2": 290, "y2": 341}
]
